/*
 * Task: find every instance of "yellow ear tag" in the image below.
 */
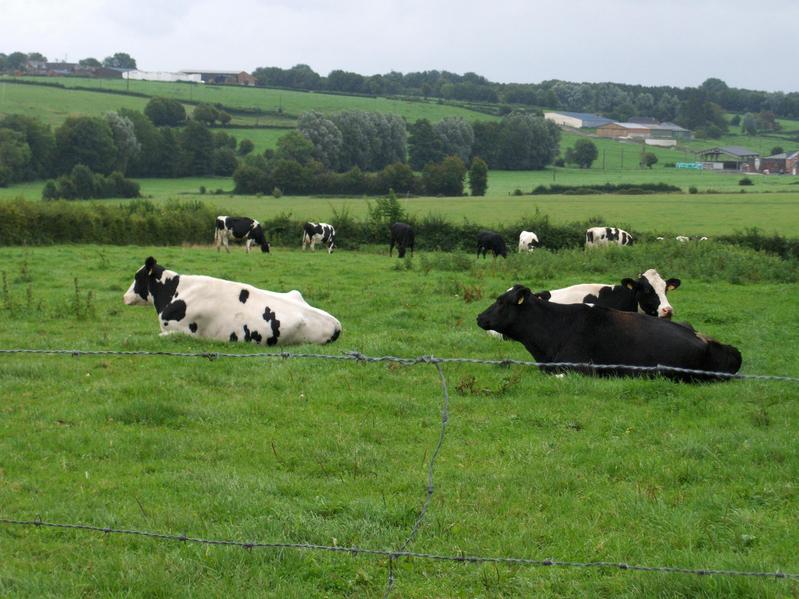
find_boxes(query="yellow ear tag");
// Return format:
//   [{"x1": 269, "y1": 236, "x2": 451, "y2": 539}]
[
  {"x1": 517, "y1": 296, "x2": 524, "y2": 305},
  {"x1": 626, "y1": 282, "x2": 635, "y2": 290}
]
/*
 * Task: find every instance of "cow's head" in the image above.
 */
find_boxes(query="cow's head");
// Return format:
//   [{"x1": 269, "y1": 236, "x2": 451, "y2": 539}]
[
  {"x1": 477, "y1": 285, "x2": 535, "y2": 335},
  {"x1": 123, "y1": 256, "x2": 161, "y2": 305},
  {"x1": 623, "y1": 269, "x2": 680, "y2": 318},
  {"x1": 251, "y1": 224, "x2": 271, "y2": 253}
]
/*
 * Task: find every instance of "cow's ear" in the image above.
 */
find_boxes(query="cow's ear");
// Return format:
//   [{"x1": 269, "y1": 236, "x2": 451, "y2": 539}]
[
  {"x1": 145, "y1": 256, "x2": 157, "y2": 274},
  {"x1": 511, "y1": 285, "x2": 532, "y2": 305},
  {"x1": 622, "y1": 278, "x2": 637, "y2": 290},
  {"x1": 666, "y1": 278, "x2": 681, "y2": 291}
]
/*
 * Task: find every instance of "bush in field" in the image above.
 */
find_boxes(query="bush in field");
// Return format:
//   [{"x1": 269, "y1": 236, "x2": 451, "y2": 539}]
[
  {"x1": 468, "y1": 157, "x2": 488, "y2": 196},
  {"x1": 144, "y1": 97, "x2": 186, "y2": 127},
  {"x1": 422, "y1": 155, "x2": 466, "y2": 196},
  {"x1": 41, "y1": 165, "x2": 140, "y2": 201},
  {"x1": 564, "y1": 139, "x2": 598, "y2": 169},
  {"x1": 739, "y1": 177, "x2": 754, "y2": 186},
  {"x1": 238, "y1": 139, "x2": 255, "y2": 156},
  {"x1": 640, "y1": 152, "x2": 658, "y2": 169}
]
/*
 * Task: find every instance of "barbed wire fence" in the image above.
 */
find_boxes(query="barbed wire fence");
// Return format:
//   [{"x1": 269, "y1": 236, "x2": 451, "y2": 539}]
[{"x1": 1, "y1": 347, "x2": 799, "y2": 595}]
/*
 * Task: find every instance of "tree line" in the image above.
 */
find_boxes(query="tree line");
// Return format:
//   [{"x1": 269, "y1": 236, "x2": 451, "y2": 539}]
[
  {"x1": 250, "y1": 66, "x2": 799, "y2": 121},
  {"x1": 0, "y1": 51, "x2": 137, "y2": 71}
]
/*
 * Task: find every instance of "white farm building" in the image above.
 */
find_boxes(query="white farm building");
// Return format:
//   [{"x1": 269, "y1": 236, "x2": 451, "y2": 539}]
[
  {"x1": 544, "y1": 111, "x2": 615, "y2": 129},
  {"x1": 123, "y1": 71, "x2": 203, "y2": 83}
]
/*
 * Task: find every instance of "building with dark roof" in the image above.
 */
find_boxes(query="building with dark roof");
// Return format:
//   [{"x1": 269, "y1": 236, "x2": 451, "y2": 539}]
[
  {"x1": 544, "y1": 111, "x2": 615, "y2": 129},
  {"x1": 696, "y1": 146, "x2": 760, "y2": 171},
  {"x1": 757, "y1": 151, "x2": 799, "y2": 175}
]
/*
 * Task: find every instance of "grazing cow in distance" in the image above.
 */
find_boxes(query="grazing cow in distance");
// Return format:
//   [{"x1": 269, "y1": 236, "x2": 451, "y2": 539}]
[
  {"x1": 215, "y1": 216, "x2": 270, "y2": 253},
  {"x1": 585, "y1": 226, "x2": 634, "y2": 248},
  {"x1": 302, "y1": 222, "x2": 336, "y2": 253},
  {"x1": 536, "y1": 269, "x2": 681, "y2": 319},
  {"x1": 518, "y1": 231, "x2": 540, "y2": 252},
  {"x1": 476, "y1": 285, "x2": 742, "y2": 382},
  {"x1": 124, "y1": 257, "x2": 341, "y2": 345},
  {"x1": 389, "y1": 222, "x2": 415, "y2": 258},
  {"x1": 477, "y1": 230, "x2": 508, "y2": 259}
]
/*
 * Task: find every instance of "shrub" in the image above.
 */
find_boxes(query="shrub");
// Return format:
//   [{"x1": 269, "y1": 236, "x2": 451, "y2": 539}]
[
  {"x1": 689, "y1": 186, "x2": 698, "y2": 194},
  {"x1": 739, "y1": 177, "x2": 754, "y2": 186}
]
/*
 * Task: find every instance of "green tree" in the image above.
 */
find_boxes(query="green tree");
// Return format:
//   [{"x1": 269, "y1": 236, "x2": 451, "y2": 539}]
[
  {"x1": 104, "y1": 111, "x2": 140, "y2": 173},
  {"x1": 496, "y1": 113, "x2": 560, "y2": 170},
  {"x1": 276, "y1": 131, "x2": 315, "y2": 165},
  {"x1": 640, "y1": 152, "x2": 658, "y2": 169},
  {"x1": 70, "y1": 164, "x2": 97, "y2": 198},
  {"x1": 144, "y1": 97, "x2": 186, "y2": 126},
  {"x1": 422, "y1": 155, "x2": 467, "y2": 196},
  {"x1": 0, "y1": 114, "x2": 55, "y2": 178},
  {"x1": 79, "y1": 57, "x2": 102, "y2": 67},
  {"x1": 770, "y1": 146, "x2": 784, "y2": 156},
  {"x1": 5, "y1": 52, "x2": 28, "y2": 71},
  {"x1": 471, "y1": 121, "x2": 502, "y2": 167},
  {"x1": 238, "y1": 139, "x2": 255, "y2": 156},
  {"x1": 741, "y1": 113, "x2": 758, "y2": 135},
  {"x1": 567, "y1": 139, "x2": 598, "y2": 168},
  {"x1": 54, "y1": 116, "x2": 117, "y2": 174},
  {"x1": 434, "y1": 117, "x2": 474, "y2": 163},
  {"x1": 193, "y1": 103, "x2": 218, "y2": 125},
  {"x1": 0, "y1": 128, "x2": 32, "y2": 183},
  {"x1": 468, "y1": 157, "x2": 488, "y2": 196},
  {"x1": 177, "y1": 121, "x2": 214, "y2": 176},
  {"x1": 408, "y1": 119, "x2": 444, "y2": 170},
  {"x1": 117, "y1": 108, "x2": 163, "y2": 177},
  {"x1": 298, "y1": 111, "x2": 343, "y2": 170},
  {"x1": 103, "y1": 52, "x2": 137, "y2": 69},
  {"x1": 212, "y1": 147, "x2": 239, "y2": 176}
]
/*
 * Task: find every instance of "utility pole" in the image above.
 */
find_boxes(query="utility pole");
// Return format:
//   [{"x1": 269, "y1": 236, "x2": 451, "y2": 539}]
[
  {"x1": 602, "y1": 149, "x2": 606, "y2": 170},
  {"x1": 621, "y1": 147, "x2": 624, "y2": 170}
]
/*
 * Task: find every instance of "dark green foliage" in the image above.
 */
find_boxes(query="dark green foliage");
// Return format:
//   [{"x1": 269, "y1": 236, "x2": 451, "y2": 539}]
[
  {"x1": 144, "y1": 97, "x2": 186, "y2": 127},
  {"x1": 0, "y1": 199, "x2": 212, "y2": 245},
  {"x1": 238, "y1": 139, "x2": 255, "y2": 156},
  {"x1": 770, "y1": 146, "x2": 784, "y2": 156},
  {"x1": 276, "y1": 131, "x2": 315, "y2": 164},
  {"x1": 468, "y1": 157, "x2": 488, "y2": 196},
  {"x1": 177, "y1": 121, "x2": 214, "y2": 176},
  {"x1": 564, "y1": 139, "x2": 598, "y2": 169},
  {"x1": 677, "y1": 89, "x2": 728, "y2": 136},
  {"x1": 717, "y1": 227, "x2": 799, "y2": 260},
  {"x1": 422, "y1": 155, "x2": 467, "y2": 196},
  {"x1": 408, "y1": 119, "x2": 444, "y2": 170},
  {"x1": 641, "y1": 152, "x2": 658, "y2": 169},
  {"x1": 193, "y1": 103, "x2": 231, "y2": 126},
  {"x1": 212, "y1": 147, "x2": 239, "y2": 176},
  {"x1": 41, "y1": 166, "x2": 140, "y2": 200},
  {"x1": 0, "y1": 114, "x2": 55, "y2": 179},
  {"x1": 471, "y1": 121, "x2": 501, "y2": 167},
  {"x1": 739, "y1": 177, "x2": 754, "y2": 186},
  {"x1": 0, "y1": 127, "x2": 32, "y2": 184},
  {"x1": 531, "y1": 182, "x2": 681, "y2": 195},
  {"x1": 496, "y1": 113, "x2": 560, "y2": 170},
  {"x1": 102, "y1": 52, "x2": 136, "y2": 69},
  {"x1": 54, "y1": 116, "x2": 117, "y2": 175}
]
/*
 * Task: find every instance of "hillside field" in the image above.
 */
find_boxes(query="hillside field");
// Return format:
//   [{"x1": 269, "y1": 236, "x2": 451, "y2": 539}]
[{"x1": 1, "y1": 243, "x2": 798, "y2": 597}]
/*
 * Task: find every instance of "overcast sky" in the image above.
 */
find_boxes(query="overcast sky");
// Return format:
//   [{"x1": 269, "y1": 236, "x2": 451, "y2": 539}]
[{"x1": 2, "y1": 0, "x2": 796, "y2": 92}]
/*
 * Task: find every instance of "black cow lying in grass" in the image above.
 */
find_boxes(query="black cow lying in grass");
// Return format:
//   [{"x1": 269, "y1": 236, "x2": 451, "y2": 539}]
[{"x1": 476, "y1": 285, "x2": 742, "y2": 382}]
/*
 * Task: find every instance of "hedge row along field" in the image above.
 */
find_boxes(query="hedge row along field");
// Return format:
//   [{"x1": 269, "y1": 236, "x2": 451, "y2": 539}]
[{"x1": 1, "y1": 198, "x2": 798, "y2": 260}]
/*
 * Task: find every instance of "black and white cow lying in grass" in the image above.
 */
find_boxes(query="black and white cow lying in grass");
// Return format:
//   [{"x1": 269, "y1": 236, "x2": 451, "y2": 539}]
[
  {"x1": 215, "y1": 216, "x2": 270, "y2": 253},
  {"x1": 477, "y1": 284, "x2": 741, "y2": 382},
  {"x1": 124, "y1": 257, "x2": 341, "y2": 345},
  {"x1": 302, "y1": 222, "x2": 336, "y2": 253},
  {"x1": 585, "y1": 226, "x2": 633, "y2": 247},
  {"x1": 536, "y1": 269, "x2": 681, "y2": 319},
  {"x1": 487, "y1": 269, "x2": 681, "y2": 339}
]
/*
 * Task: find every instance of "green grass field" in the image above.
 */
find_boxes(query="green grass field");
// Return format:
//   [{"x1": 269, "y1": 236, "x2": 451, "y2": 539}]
[{"x1": 1, "y1": 244, "x2": 798, "y2": 597}]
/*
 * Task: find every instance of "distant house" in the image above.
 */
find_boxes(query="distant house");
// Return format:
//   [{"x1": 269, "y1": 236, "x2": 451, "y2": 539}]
[
  {"x1": 544, "y1": 111, "x2": 614, "y2": 129},
  {"x1": 180, "y1": 70, "x2": 255, "y2": 86},
  {"x1": 757, "y1": 151, "x2": 799, "y2": 175},
  {"x1": 628, "y1": 116, "x2": 659, "y2": 125},
  {"x1": 696, "y1": 146, "x2": 760, "y2": 171}
]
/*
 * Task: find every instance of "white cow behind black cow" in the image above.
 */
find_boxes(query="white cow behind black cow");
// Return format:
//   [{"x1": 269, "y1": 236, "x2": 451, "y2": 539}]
[
  {"x1": 585, "y1": 226, "x2": 633, "y2": 248},
  {"x1": 302, "y1": 222, "x2": 336, "y2": 253},
  {"x1": 124, "y1": 257, "x2": 341, "y2": 345},
  {"x1": 538, "y1": 269, "x2": 681, "y2": 319},
  {"x1": 215, "y1": 216, "x2": 270, "y2": 253},
  {"x1": 518, "y1": 231, "x2": 540, "y2": 253}
]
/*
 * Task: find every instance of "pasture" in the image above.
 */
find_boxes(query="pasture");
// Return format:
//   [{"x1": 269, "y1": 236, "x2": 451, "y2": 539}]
[{"x1": 1, "y1": 243, "x2": 798, "y2": 597}]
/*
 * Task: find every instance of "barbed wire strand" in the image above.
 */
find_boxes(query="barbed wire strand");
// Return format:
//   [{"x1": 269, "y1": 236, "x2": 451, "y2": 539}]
[
  {"x1": 384, "y1": 360, "x2": 449, "y2": 598},
  {"x1": 0, "y1": 347, "x2": 798, "y2": 383},
  {"x1": 1, "y1": 518, "x2": 796, "y2": 581}
]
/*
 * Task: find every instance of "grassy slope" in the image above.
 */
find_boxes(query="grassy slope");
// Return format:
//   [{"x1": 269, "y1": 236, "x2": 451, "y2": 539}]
[{"x1": 0, "y1": 244, "x2": 797, "y2": 597}]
